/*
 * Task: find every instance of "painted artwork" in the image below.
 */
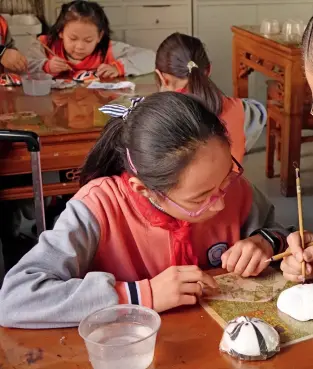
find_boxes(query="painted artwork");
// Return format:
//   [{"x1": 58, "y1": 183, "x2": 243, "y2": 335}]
[{"x1": 201, "y1": 268, "x2": 313, "y2": 346}]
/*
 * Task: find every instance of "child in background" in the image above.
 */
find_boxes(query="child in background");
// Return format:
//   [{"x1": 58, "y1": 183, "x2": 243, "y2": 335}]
[
  {"x1": 280, "y1": 17, "x2": 313, "y2": 282},
  {"x1": 0, "y1": 15, "x2": 27, "y2": 72},
  {"x1": 0, "y1": 92, "x2": 292, "y2": 329},
  {"x1": 27, "y1": 0, "x2": 155, "y2": 78},
  {"x1": 155, "y1": 33, "x2": 266, "y2": 164}
]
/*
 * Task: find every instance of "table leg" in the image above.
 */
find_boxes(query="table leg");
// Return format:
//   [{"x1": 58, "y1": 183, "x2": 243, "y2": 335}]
[
  {"x1": 280, "y1": 114, "x2": 302, "y2": 197},
  {"x1": 232, "y1": 37, "x2": 248, "y2": 98}
]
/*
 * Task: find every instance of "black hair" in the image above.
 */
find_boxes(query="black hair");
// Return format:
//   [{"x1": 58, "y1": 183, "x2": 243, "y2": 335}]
[
  {"x1": 303, "y1": 17, "x2": 313, "y2": 68},
  {"x1": 47, "y1": 0, "x2": 111, "y2": 61},
  {"x1": 80, "y1": 92, "x2": 230, "y2": 192},
  {"x1": 156, "y1": 33, "x2": 224, "y2": 116}
]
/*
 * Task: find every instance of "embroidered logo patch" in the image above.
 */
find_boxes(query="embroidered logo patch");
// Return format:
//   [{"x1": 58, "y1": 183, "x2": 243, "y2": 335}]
[{"x1": 207, "y1": 243, "x2": 228, "y2": 267}]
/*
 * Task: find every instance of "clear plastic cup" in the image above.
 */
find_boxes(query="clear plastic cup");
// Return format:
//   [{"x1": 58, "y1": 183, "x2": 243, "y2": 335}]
[
  {"x1": 79, "y1": 305, "x2": 161, "y2": 369},
  {"x1": 260, "y1": 19, "x2": 280, "y2": 36},
  {"x1": 21, "y1": 73, "x2": 53, "y2": 96}
]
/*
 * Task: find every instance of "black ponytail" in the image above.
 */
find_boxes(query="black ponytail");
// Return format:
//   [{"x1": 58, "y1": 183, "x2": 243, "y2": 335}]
[
  {"x1": 188, "y1": 67, "x2": 223, "y2": 116},
  {"x1": 80, "y1": 92, "x2": 229, "y2": 192},
  {"x1": 80, "y1": 117, "x2": 124, "y2": 186},
  {"x1": 156, "y1": 32, "x2": 224, "y2": 116}
]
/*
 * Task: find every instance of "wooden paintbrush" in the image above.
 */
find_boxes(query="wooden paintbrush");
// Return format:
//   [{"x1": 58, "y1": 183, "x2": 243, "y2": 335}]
[
  {"x1": 265, "y1": 241, "x2": 313, "y2": 262},
  {"x1": 294, "y1": 163, "x2": 306, "y2": 282}
]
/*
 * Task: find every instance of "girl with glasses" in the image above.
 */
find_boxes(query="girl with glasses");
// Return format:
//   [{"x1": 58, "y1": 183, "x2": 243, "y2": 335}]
[{"x1": 0, "y1": 92, "x2": 293, "y2": 328}]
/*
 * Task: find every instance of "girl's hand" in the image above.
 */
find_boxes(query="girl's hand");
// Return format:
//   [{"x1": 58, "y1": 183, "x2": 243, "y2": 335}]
[
  {"x1": 281, "y1": 232, "x2": 313, "y2": 282},
  {"x1": 48, "y1": 56, "x2": 71, "y2": 74},
  {"x1": 1, "y1": 49, "x2": 27, "y2": 72},
  {"x1": 97, "y1": 63, "x2": 119, "y2": 79},
  {"x1": 150, "y1": 265, "x2": 218, "y2": 313},
  {"x1": 221, "y1": 234, "x2": 273, "y2": 277}
]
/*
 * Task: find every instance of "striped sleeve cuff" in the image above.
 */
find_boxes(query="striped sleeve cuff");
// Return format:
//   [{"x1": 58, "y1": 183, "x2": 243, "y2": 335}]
[{"x1": 115, "y1": 280, "x2": 152, "y2": 308}]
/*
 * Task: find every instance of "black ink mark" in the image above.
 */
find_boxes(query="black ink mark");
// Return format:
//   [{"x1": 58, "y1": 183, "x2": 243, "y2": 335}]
[{"x1": 25, "y1": 348, "x2": 43, "y2": 365}]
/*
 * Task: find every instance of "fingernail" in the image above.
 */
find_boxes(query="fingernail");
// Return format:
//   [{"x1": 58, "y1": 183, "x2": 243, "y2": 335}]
[
  {"x1": 295, "y1": 252, "x2": 303, "y2": 262},
  {"x1": 307, "y1": 265, "x2": 312, "y2": 274}
]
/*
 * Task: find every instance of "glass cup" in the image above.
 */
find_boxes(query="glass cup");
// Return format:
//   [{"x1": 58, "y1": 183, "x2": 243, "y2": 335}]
[
  {"x1": 282, "y1": 19, "x2": 305, "y2": 43},
  {"x1": 79, "y1": 305, "x2": 161, "y2": 369},
  {"x1": 260, "y1": 19, "x2": 280, "y2": 36}
]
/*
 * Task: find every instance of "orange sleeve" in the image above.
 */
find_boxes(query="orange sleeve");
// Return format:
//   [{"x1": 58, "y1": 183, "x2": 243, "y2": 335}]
[
  {"x1": 115, "y1": 280, "x2": 153, "y2": 308},
  {"x1": 104, "y1": 42, "x2": 125, "y2": 77},
  {"x1": 0, "y1": 16, "x2": 9, "y2": 45}
]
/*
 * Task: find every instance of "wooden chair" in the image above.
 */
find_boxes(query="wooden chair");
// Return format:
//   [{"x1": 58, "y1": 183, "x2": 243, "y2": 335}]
[{"x1": 266, "y1": 80, "x2": 313, "y2": 178}]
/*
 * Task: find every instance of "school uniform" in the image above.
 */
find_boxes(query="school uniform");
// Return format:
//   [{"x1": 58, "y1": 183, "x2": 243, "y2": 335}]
[
  {"x1": 176, "y1": 88, "x2": 266, "y2": 164},
  {"x1": 27, "y1": 36, "x2": 156, "y2": 77},
  {"x1": 0, "y1": 173, "x2": 288, "y2": 328}
]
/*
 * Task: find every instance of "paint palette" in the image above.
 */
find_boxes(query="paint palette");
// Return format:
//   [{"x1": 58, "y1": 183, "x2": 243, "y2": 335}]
[
  {"x1": 72, "y1": 70, "x2": 99, "y2": 83},
  {"x1": 0, "y1": 73, "x2": 22, "y2": 86}
]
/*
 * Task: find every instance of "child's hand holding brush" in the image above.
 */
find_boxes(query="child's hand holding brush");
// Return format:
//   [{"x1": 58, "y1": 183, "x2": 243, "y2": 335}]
[{"x1": 281, "y1": 232, "x2": 313, "y2": 282}]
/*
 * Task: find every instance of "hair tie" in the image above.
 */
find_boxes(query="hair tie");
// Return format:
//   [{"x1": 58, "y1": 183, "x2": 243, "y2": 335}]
[
  {"x1": 99, "y1": 96, "x2": 145, "y2": 121},
  {"x1": 99, "y1": 97, "x2": 144, "y2": 175},
  {"x1": 187, "y1": 61, "x2": 198, "y2": 73}
]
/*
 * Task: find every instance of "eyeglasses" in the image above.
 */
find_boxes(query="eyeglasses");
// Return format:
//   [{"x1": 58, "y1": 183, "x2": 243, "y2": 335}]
[{"x1": 158, "y1": 156, "x2": 244, "y2": 218}]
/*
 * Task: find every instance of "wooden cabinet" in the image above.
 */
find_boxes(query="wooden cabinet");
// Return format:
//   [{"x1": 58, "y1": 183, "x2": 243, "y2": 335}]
[
  {"x1": 44, "y1": 0, "x2": 192, "y2": 51},
  {"x1": 194, "y1": 0, "x2": 313, "y2": 99}
]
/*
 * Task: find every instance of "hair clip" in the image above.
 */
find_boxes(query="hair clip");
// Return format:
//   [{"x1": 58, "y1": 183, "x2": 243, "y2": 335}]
[
  {"x1": 187, "y1": 61, "x2": 198, "y2": 73},
  {"x1": 99, "y1": 97, "x2": 144, "y2": 175},
  {"x1": 99, "y1": 96, "x2": 145, "y2": 121}
]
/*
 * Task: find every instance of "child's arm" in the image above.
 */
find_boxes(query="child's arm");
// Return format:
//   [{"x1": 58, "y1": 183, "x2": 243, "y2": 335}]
[
  {"x1": 0, "y1": 23, "x2": 27, "y2": 72},
  {"x1": 26, "y1": 39, "x2": 68, "y2": 76},
  {"x1": 0, "y1": 200, "x2": 152, "y2": 329},
  {"x1": 2, "y1": 26, "x2": 16, "y2": 49},
  {"x1": 110, "y1": 41, "x2": 156, "y2": 77},
  {"x1": 27, "y1": 39, "x2": 50, "y2": 74},
  {"x1": 222, "y1": 184, "x2": 291, "y2": 277},
  {"x1": 242, "y1": 99, "x2": 267, "y2": 153},
  {"x1": 240, "y1": 184, "x2": 291, "y2": 250}
]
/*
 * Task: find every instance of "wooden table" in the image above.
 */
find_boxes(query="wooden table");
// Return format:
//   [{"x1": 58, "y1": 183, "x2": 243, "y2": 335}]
[
  {"x1": 232, "y1": 26, "x2": 306, "y2": 197},
  {"x1": 1, "y1": 270, "x2": 312, "y2": 369},
  {"x1": 0, "y1": 75, "x2": 157, "y2": 201}
]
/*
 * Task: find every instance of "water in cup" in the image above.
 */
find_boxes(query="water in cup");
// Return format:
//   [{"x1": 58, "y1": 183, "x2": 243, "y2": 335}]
[
  {"x1": 79, "y1": 305, "x2": 161, "y2": 369},
  {"x1": 87, "y1": 322, "x2": 155, "y2": 369}
]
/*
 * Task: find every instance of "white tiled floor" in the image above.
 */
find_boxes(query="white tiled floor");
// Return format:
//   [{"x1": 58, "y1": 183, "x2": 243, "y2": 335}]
[{"x1": 244, "y1": 131, "x2": 313, "y2": 229}]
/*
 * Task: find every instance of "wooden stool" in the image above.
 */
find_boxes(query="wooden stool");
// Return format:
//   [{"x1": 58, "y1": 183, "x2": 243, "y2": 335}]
[{"x1": 266, "y1": 81, "x2": 313, "y2": 179}]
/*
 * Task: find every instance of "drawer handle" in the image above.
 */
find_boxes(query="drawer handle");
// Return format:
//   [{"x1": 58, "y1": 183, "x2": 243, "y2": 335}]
[
  {"x1": 143, "y1": 5, "x2": 171, "y2": 8},
  {"x1": 156, "y1": 19, "x2": 160, "y2": 24}
]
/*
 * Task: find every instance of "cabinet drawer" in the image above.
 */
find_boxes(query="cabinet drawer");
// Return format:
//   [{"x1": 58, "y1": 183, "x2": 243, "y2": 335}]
[
  {"x1": 125, "y1": 27, "x2": 189, "y2": 51},
  {"x1": 111, "y1": 29, "x2": 125, "y2": 42},
  {"x1": 102, "y1": 6, "x2": 126, "y2": 27},
  {"x1": 126, "y1": 5, "x2": 189, "y2": 27}
]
